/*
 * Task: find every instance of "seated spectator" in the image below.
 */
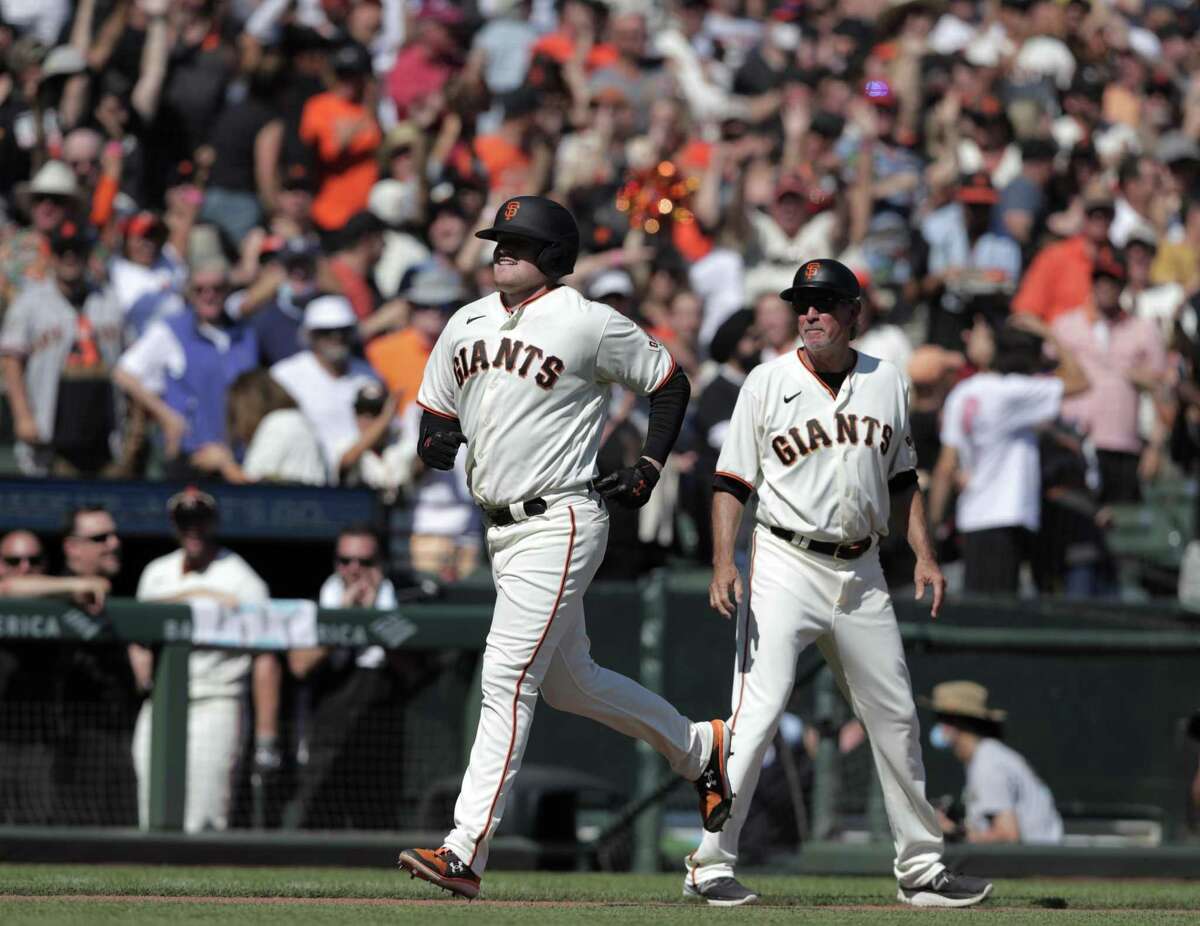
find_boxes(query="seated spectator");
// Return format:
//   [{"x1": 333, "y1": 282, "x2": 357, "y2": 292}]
[
  {"x1": 334, "y1": 382, "x2": 406, "y2": 499},
  {"x1": 386, "y1": 1, "x2": 465, "y2": 119},
  {"x1": 1052, "y1": 251, "x2": 1168, "y2": 504},
  {"x1": 115, "y1": 258, "x2": 258, "y2": 480},
  {"x1": 271, "y1": 296, "x2": 381, "y2": 480},
  {"x1": 366, "y1": 261, "x2": 465, "y2": 415},
  {"x1": 931, "y1": 318, "x2": 1089, "y2": 594},
  {"x1": 327, "y1": 210, "x2": 387, "y2": 323},
  {"x1": 238, "y1": 238, "x2": 321, "y2": 367},
  {"x1": 0, "y1": 223, "x2": 124, "y2": 477},
  {"x1": 132, "y1": 488, "x2": 268, "y2": 833},
  {"x1": 190, "y1": 369, "x2": 327, "y2": 486},
  {"x1": 300, "y1": 42, "x2": 382, "y2": 232},
  {"x1": 923, "y1": 681, "x2": 1063, "y2": 845}
]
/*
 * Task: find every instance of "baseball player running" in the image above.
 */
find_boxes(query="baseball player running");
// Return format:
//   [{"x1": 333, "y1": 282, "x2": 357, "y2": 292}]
[
  {"x1": 397, "y1": 196, "x2": 732, "y2": 899},
  {"x1": 683, "y1": 259, "x2": 993, "y2": 908}
]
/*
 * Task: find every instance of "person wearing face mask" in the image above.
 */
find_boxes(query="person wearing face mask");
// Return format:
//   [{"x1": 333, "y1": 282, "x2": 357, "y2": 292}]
[
  {"x1": 235, "y1": 238, "x2": 322, "y2": 366},
  {"x1": 114, "y1": 257, "x2": 259, "y2": 480},
  {"x1": 1, "y1": 222, "x2": 124, "y2": 476},
  {"x1": 923, "y1": 681, "x2": 1062, "y2": 845},
  {"x1": 269, "y1": 295, "x2": 381, "y2": 481}
]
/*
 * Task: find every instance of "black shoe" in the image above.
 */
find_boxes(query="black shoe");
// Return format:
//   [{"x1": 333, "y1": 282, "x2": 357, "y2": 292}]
[
  {"x1": 898, "y1": 870, "x2": 992, "y2": 908},
  {"x1": 683, "y1": 876, "x2": 759, "y2": 907},
  {"x1": 694, "y1": 719, "x2": 734, "y2": 832}
]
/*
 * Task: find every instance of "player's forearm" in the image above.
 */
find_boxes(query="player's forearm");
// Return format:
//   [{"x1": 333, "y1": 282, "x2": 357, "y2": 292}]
[
  {"x1": 642, "y1": 367, "x2": 690, "y2": 464},
  {"x1": 904, "y1": 489, "x2": 938, "y2": 563},
  {"x1": 711, "y1": 490, "x2": 745, "y2": 566}
]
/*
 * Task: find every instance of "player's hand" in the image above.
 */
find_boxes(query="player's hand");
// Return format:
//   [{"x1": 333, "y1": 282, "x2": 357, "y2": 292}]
[
  {"x1": 419, "y1": 430, "x2": 466, "y2": 470},
  {"x1": 914, "y1": 556, "x2": 946, "y2": 620},
  {"x1": 595, "y1": 458, "x2": 660, "y2": 509},
  {"x1": 709, "y1": 561, "x2": 743, "y2": 620}
]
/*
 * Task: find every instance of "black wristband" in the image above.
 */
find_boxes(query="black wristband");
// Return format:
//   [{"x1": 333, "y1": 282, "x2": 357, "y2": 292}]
[
  {"x1": 643, "y1": 366, "x2": 690, "y2": 464},
  {"x1": 713, "y1": 472, "x2": 752, "y2": 504}
]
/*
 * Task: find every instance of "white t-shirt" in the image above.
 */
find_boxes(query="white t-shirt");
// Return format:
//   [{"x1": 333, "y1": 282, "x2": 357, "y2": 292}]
[
  {"x1": 417, "y1": 285, "x2": 674, "y2": 507},
  {"x1": 136, "y1": 548, "x2": 269, "y2": 699},
  {"x1": 715, "y1": 348, "x2": 917, "y2": 543},
  {"x1": 270, "y1": 351, "x2": 380, "y2": 479},
  {"x1": 965, "y1": 737, "x2": 1063, "y2": 844},
  {"x1": 242, "y1": 408, "x2": 328, "y2": 485},
  {"x1": 941, "y1": 373, "x2": 1064, "y2": 533},
  {"x1": 853, "y1": 324, "x2": 913, "y2": 383}
]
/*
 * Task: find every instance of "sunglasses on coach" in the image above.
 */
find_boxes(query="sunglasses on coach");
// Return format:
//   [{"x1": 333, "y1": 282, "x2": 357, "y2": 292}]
[
  {"x1": 336, "y1": 555, "x2": 377, "y2": 567},
  {"x1": 72, "y1": 531, "x2": 117, "y2": 544},
  {"x1": 798, "y1": 292, "x2": 855, "y2": 314}
]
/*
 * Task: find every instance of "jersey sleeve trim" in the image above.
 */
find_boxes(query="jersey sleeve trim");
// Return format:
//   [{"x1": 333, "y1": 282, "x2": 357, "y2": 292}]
[
  {"x1": 416, "y1": 399, "x2": 459, "y2": 421},
  {"x1": 887, "y1": 469, "x2": 918, "y2": 493},
  {"x1": 713, "y1": 473, "x2": 753, "y2": 504},
  {"x1": 651, "y1": 355, "x2": 679, "y2": 393},
  {"x1": 714, "y1": 470, "x2": 756, "y2": 492}
]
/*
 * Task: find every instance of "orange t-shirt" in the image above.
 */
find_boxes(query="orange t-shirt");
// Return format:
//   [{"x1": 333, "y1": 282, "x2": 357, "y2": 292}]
[
  {"x1": 299, "y1": 92, "x2": 382, "y2": 231},
  {"x1": 365, "y1": 327, "x2": 433, "y2": 414},
  {"x1": 473, "y1": 135, "x2": 532, "y2": 193},
  {"x1": 1011, "y1": 236, "x2": 1094, "y2": 323},
  {"x1": 329, "y1": 258, "x2": 376, "y2": 321},
  {"x1": 672, "y1": 139, "x2": 714, "y2": 262},
  {"x1": 530, "y1": 33, "x2": 618, "y2": 71}
]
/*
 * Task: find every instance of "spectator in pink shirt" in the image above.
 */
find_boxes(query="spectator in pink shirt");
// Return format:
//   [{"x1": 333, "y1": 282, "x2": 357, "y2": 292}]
[
  {"x1": 386, "y1": 1, "x2": 464, "y2": 119},
  {"x1": 1050, "y1": 250, "x2": 1168, "y2": 504}
]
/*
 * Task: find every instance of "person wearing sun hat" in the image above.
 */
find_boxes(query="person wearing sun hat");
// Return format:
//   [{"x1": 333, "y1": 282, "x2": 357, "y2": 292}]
[{"x1": 922, "y1": 681, "x2": 1063, "y2": 845}]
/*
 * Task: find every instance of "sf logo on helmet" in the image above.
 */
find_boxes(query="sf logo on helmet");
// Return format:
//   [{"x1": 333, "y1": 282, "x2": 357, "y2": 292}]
[
  {"x1": 803, "y1": 262, "x2": 820, "y2": 281},
  {"x1": 504, "y1": 200, "x2": 521, "y2": 221}
]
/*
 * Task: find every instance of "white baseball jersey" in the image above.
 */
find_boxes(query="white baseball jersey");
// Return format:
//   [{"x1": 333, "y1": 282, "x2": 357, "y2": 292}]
[
  {"x1": 715, "y1": 347, "x2": 917, "y2": 542},
  {"x1": 416, "y1": 285, "x2": 675, "y2": 507}
]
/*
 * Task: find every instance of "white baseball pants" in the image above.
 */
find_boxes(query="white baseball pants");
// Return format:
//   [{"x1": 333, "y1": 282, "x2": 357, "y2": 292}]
[
  {"x1": 686, "y1": 526, "x2": 945, "y2": 888},
  {"x1": 132, "y1": 695, "x2": 242, "y2": 832},
  {"x1": 444, "y1": 492, "x2": 711, "y2": 875}
]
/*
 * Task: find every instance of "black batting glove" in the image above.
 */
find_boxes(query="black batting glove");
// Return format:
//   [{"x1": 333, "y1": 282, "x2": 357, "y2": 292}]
[
  {"x1": 419, "y1": 431, "x2": 466, "y2": 470},
  {"x1": 595, "y1": 458, "x2": 660, "y2": 509}
]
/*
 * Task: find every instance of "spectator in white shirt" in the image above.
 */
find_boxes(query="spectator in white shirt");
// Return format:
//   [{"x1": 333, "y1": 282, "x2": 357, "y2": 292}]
[
  {"x1": 270, "y1": 296, "x2": 380, "y2": 480},
  {"x1": 130, "y1": 487, "x2": 269, "y2": 833},
  {"x1": 923, "y1": 681, "x2": 1063, "y2": 845}
]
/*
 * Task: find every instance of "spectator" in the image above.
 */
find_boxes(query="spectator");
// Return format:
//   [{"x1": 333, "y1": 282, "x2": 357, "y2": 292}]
[
  {"x1": 239, "y1": 238, "x2": 321, "y2": 367},
  {"x1": 386, "y1": 1, "x2": 465, "y2": 119},
  {"x1": 995, "y1": 136, "x2": 1056, "y2": 250},
  {"x1": 115, "y1": 257, "x2": 258, "y2": 478},
  {"x1": 338, "y1": 382, "x2": 408, "y2": 500},
  {"x1": 0, "y1": 161, "x2": 81, "y2": 301},
  {"x1": 300, "y1": 42, "x2": 382, "y2": 232},
  {"x1": 189, "y1": 369, "x2": 327, "y2": 486},
  {"x1": 270, "y1": 295, "x2": 380, "y2": 480},
  {"x1": 1151, "y1": 197, "x2": 1200, "y2": 292},
  {"x1": 1109, "y1": 155, "x2": 1161, "y2": 248},
  {"x1": 112, "y1": 212, "x2": 188, "y2": 338},
  {"x1": 906, "y1": 345, "x2": 965, "y2": 487},
  {"x1": 1052, "y1": 251, "x2": 1169, "y2": 504},
  {"x1": 931, "y1": 317, "x2": 1089, "y2": 594},
  {"x1": 131, "y1": 487, "x2": 269, "y2": 833},
  {"x1": 852, "y1": 274, "x2": 913, "y2": 375},
  {"x1": 327, "y1": 210, "x2": 386, "y2": 322},
  {"x1": 369, "y1": 172, "x2": 432, "y2": 301},
  {"x1": 921, "y1": 172, "x2": 1022, "y2": 348},
  {"x1": 923, "y1": 681, "x2": 1063, "y2": 845},
  {"x1": 1123, "y1": 230, "x2": 1184, "y2": 342},
  {"x1": 754, "y1": 291, "x2": 799, "y2": 362},
  {"x1": 1012, "y1": 192, "x2": 1114, "y2": 323},
  {"x1": 366, "y1": 260, "x2": 465, "y2": 415},
  {"x1": 1, "y1": 222, "x2": 123, "y2": 477}
]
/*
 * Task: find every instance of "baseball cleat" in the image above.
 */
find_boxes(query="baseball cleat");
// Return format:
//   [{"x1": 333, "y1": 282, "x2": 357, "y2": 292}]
[
  {"x1": 398, "y1": 847, "x2": 481, "y2": 900},
  {"x1": 684, "y1": 876, "x2": 759, "y2": 906},
  {"x1": 694, "y1": 718, "x2": 734, "y2": 832},
  {"x1": 897, "y1": 870, "x2": 993, "y2": 908}
]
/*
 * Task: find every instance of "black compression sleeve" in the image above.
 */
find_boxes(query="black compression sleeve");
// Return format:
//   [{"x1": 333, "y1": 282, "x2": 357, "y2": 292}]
[
  {"x1": 642, "y1": 366, "x2": 691, "y2": 464},
  {"x1": 888, "y1": 469, "x2": 918, "y2": 493},
  {"x1": 713, "y1": 473, "x2": 752, "y2": 504},
  {"x1": 419, "y1": 409, "x2": 462, "y2": 443}
]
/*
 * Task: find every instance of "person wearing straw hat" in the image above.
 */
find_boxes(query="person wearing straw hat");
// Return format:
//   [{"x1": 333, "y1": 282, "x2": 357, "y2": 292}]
[{"x1": 923, "y1": 681, "x2": 1063, "y2": 845}]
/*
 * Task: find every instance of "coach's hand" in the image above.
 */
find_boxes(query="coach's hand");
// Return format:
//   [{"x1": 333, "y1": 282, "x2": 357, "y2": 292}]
[
  {"x1": 914, "y1": 556, "x2": 946, "y2": 619},
  {"x1": 709, "y1": 561, "x2": 743, "y2": 620},
  {"x1": 595, "y1": 457, "x2": 660, "y2": 509},
  {"x1": 420, "y1": 430, "x2": 467, "y2": 470}
]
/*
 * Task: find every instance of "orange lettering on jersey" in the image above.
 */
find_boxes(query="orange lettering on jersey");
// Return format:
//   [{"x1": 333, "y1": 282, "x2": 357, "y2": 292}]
[
  {"x1": 806, "y1": 419, "x2": 832, "y2": 451},
  {"x1": 835, "y1": 413, "x2": 859, "y2": 445},
  {"x1": 535, "y1": 356, "x2": 565, "y2": 390},
  {"x1": 772, "y1": 435, "x2": 798, "y2": 465}
]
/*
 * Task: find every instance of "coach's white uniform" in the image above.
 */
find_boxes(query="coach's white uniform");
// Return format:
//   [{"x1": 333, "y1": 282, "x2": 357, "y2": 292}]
[
  {"x1": 686, "y1": 346, "x2": 946, "y2": 890},
  {"x1": 131, "y1": 549, "x2": 268, "y2": 832},
  {"x1": 417, "y1": 284, "x2": 712, "y2": 875}
]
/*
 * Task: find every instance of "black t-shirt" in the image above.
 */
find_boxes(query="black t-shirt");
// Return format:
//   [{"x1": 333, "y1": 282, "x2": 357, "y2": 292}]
[
  {"x1": 52, "y1": 308, "x2": 115, "y2": 473},
  {"x1": 207, "y1": 96, "x2": 279, "y2": 192}
]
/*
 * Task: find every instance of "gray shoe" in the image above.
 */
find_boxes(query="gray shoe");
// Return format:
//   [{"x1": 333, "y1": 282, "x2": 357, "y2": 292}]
[
  {"x1": 683, "y1": 876, "x2": 759, "y2": 907},
  {"x1": 897, "y1": 870, "x2": 993, "y2": 908}
]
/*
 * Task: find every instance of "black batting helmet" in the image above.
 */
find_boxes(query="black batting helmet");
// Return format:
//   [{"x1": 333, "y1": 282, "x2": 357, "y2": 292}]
[
  {"x1": 475, "y1": 195, "x2": 580, "y2": 279},
  {"x1": 780, "y1": 258, "x2": 862, "y2": 306}
]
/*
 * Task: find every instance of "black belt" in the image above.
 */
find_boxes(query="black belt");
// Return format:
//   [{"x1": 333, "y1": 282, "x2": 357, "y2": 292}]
[
  {"x1": 483, "y1": 497, "x2": 548, "y2": 526},
  {"x1": 769, "y1": 526, "x2": 873, "y2": 560}
]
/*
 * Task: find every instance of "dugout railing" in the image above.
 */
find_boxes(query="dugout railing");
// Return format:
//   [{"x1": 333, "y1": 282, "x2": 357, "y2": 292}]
[{"x1": 3, "y1": 579, "x2": 1200, "y2": 875}]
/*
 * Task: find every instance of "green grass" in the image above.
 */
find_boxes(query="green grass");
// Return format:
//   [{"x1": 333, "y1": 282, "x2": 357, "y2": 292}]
[{"x1": 1, "y1": 865, "x2": 1198, "y2": 925}]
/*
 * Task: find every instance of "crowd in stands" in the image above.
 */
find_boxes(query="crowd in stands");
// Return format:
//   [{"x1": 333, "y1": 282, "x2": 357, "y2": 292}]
[{"x1": 0, "y1": 0, "x2": 1198, "y2": 594}]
